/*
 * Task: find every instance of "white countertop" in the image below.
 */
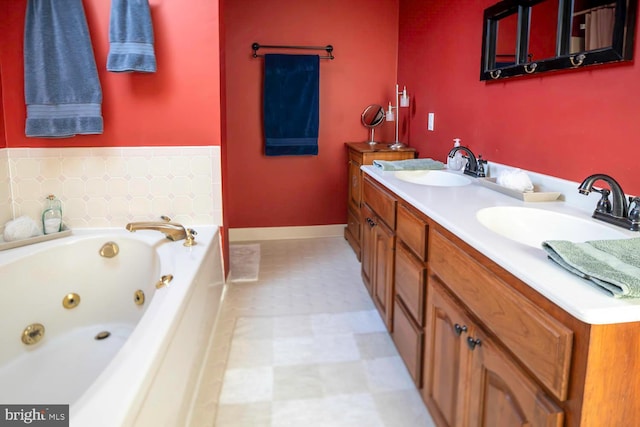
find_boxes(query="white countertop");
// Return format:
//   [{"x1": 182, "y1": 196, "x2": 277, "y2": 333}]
[{"x1": 362, "y1": 163, "x2": 640, "y2": 325}]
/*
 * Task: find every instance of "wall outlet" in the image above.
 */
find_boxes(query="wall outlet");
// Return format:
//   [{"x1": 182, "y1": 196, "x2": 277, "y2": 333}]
[{"x1": 428, "y1": 112, "x2": 435, "y2": 131}]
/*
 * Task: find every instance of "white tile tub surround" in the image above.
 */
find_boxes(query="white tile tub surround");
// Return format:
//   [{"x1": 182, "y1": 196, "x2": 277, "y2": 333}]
[
  {"x1": 5, "y1": 146, "x2": 222, "y2": 229},
  {"x1": 0, "y1": 150, "x2": 11, "y2": 227}
]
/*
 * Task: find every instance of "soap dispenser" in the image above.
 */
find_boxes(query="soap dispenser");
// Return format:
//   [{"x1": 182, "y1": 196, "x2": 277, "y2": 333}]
[
  {"x1": 42, "y1": 194, "x2": 62, "y2": 234},
  {"x1": 447, "y1": 138, "x2": 465, "y2": 171}
]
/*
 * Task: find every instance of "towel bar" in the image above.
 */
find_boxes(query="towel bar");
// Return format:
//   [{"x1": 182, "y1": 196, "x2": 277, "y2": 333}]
[{"x1": 252, "y1": 42, "x2": 334, "y2": 60}]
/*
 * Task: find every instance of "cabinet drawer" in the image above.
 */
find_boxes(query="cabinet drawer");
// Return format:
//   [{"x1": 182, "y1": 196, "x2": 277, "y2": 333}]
[
  {"x1": 397, "y1": 204, "x2": 428, "y2": 261},
  {"x1": 395, "y1": 241, "x2": 426, "y2": 326},
  {"x1": 429, "y1": 229, "x2": 573, "y2": 401},
  {"x1": 363, "y1": 176, "x2": 396, "y2": 228},
  {"x1": 393, "y1": 298, "x2": 424, "y2": 387},
  {"x1": 348, "y1": 149, "x2": 363, "y2": 165}
]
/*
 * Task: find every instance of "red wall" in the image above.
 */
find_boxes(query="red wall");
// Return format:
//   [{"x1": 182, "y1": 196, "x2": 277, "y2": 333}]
[
  {"x1": 399, "y1": 0, "x2": 640, "y2": 195},
  {"x1": 0, "y1": 15, "x2": 7, "y2": 149},
  {"x1": 223, "y1": 0, "x2": 399, "y2": 228},
  {"x1": 6, "y1": 0, "x2": 636, "y2": 230},
  {"x1": 0, "y1": 71, "x2": 5, "y2": 149},
  {"x1": 0, "y1": 0, "x2": 221, "y2": 148}
]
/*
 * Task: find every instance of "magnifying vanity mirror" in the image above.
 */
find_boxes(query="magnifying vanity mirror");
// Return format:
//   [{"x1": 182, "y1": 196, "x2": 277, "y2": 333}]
[
  {"x1": 481, "y1": 0, "x2": 637, "y2": 80},
  {"x1": 361, "y1": 104, "x2": 385, "y2": 145}
]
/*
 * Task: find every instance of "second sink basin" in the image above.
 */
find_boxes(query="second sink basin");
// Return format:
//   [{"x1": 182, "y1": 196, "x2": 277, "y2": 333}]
[
  {"x1": 394, "y1": 170, "x2": 471, "y2": 187},
  {"x1": 476, "y1": 206, "x2": 629, "y2": 248}
]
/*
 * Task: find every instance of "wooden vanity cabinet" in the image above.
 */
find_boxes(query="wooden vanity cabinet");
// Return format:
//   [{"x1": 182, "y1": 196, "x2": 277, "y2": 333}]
[
  {"x1": 361, "y1": 175, "x2": 397, "y2": 331},
  {"x1": 359, "y1": 173, "x2": 640, "y2": 427},
  {"x1": 424, "y1": 223, "x2": 640, "y2": 427},
  {"x1": 344, "y1": 142, "x2": 415, "y2": 261}
]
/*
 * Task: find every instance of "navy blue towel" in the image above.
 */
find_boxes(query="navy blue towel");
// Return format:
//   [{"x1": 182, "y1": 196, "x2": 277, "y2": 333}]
[
  {"x1": 263, "y1": 54, "x2": 319, "y2": 156},
  {"x1": 24, "y1": 0, "x2": 103, "y2": 138}
]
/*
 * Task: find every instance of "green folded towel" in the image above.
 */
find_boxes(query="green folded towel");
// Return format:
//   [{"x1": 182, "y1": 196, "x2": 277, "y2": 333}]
[
  {"x1": 373, "y1": 158, "x2": 445, "y2": 171},
  {"x1": 542, "y1": 237, "x2": 640, "y2": 298}
]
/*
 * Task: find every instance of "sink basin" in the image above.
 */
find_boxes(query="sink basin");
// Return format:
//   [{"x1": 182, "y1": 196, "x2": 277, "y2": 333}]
[
  {"x1": 394, "y1": 170, "x2": 471, "y2": 187},
  {"x1": 476, "y1": 206, "x2": 629, "y2": 248}
]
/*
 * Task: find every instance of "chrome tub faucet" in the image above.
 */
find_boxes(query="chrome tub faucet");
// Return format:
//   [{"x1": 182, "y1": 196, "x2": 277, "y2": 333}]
[
  {"x1": 578, "y1": 174, "x2": 640, "y2": 231},
  {"x1": 125, "y1": 216, "x2": 197, "y2": 246}
]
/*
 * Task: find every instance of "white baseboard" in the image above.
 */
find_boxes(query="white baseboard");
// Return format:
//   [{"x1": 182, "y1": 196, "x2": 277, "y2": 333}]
[{"x1": 229, "y1": 224, "x2": 346, "y2": 242}]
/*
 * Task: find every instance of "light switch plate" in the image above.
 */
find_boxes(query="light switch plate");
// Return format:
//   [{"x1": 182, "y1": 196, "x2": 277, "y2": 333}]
[{"x1": 428, "y1": 113, "x2": 435, "y2": 131}]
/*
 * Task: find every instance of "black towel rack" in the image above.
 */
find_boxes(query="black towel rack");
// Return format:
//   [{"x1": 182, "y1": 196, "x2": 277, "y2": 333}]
[{"x1": 252, "y1": 43, "x2": 334, "y2": 60}]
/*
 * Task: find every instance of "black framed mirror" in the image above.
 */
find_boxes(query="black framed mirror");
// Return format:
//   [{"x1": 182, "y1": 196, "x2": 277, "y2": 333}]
[{"x1": 481, "y1": 0, "x2": 638, "y2": 80}]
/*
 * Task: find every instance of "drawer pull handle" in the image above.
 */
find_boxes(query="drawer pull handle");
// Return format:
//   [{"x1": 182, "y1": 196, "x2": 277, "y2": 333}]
[
  {"x1": 366, "y1": 217, "x2": 376, "y2": 227},
  {"x1": 454, "y1": 323, "x2": 467, "y2": 336},
  {"x1": 467, "y1": 337, "x2": 482, "y2": 350}
]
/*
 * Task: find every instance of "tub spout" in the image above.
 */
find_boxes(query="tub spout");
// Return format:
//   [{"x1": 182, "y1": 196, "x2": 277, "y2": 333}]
[{"x1": 125, "y1": 218, "x2": 197, "y2": 246}]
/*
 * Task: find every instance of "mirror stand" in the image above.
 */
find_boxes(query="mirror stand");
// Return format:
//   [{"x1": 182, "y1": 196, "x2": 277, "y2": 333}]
[
  {"x1": 367, "y1": 127, "x2": 378, "y2": 145},
  {"x1": 361, "y1": 104, "x2": 385, "y2": 145}
]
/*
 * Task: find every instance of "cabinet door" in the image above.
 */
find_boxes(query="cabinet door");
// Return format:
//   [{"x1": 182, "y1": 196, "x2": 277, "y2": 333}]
[
  {"x1": 373, "y1": 217, "x2": 395, "y2": 331},
  {"x1": 467, "y1": 329, "x2": 564, "y2": 427},
  {"x1": 393, "y1": 298, "x2": 424, "y2": 387},
  {"x1": 360, "y1": 203, "x2": 375, "y2": 295},
  {"x1": 423, "y1": 277, "x2": 473, "y2": 427},
  {"x1": 348, "y1": 156, "x2": 362, "y2": 213}
]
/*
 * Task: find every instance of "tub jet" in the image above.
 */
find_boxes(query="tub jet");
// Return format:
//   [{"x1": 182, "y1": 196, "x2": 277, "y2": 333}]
[
  {"x1": 99, "y1": 241, "x2": 119, "y2": 258},
  {"x1": 22, "y1": 323, "x2": 45, "y2": 345},
  {"x1": 134, "y1": 290, "x2": 145, "y2": 305},
  {"x1": 95, "y1": 331, "x2": 111, "y2": 340},
  {"x1": 63, "y1": 292, "x2": 81, "y2": 309}
]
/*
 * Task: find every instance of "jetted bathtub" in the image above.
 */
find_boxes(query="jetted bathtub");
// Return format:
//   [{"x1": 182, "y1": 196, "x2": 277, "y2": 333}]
[{"x1": 0, "y1": 226, "x2": 225, "y2": 427}]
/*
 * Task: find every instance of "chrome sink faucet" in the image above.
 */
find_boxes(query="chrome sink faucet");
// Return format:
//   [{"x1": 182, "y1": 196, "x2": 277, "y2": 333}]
[
  {"x1": 447, "y1": 145, "x2": 486, "y2": 177},
  {"x1": 126, "y1": 216, "x2": 197, "y2": 246},
  {"x1": 578, "y1": 174, "x2": 640, "y2": 231}
]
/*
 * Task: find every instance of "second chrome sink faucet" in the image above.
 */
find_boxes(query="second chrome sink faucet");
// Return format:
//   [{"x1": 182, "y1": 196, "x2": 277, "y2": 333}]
[
  {"x1": 447, "y1": 145, "x2": 487, "y2": 178},
  {"x1": 578, "y1": 174, "x2": 640, "y2": 231}
]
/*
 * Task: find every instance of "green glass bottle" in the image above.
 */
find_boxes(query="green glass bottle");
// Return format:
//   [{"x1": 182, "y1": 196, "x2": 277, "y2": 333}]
[{"x1": 42, "y1": 194, "x2": 63, "y2": 234}]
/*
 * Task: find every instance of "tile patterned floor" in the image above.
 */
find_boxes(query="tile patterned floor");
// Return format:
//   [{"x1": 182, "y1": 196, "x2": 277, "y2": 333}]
[{"x1": 192, "y1": 237, "x2": 436, "y2": 427}]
